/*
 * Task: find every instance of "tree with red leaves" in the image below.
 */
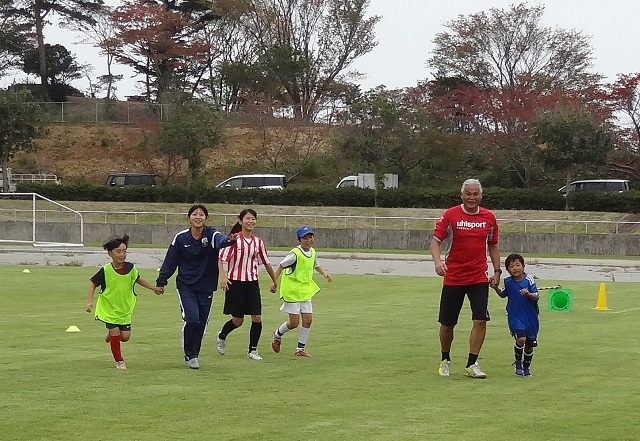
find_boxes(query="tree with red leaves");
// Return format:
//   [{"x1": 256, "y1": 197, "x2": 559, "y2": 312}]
[{"x1": 112, "y1": 0, "x2": 210, "y2": 101}]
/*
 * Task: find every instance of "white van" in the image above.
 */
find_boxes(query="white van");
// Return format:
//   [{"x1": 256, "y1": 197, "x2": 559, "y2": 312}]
[
  {"x1": 216, "y1": 174, "x2": 286, "y2": 190},
  {"x1": 336, "y1": 175, "x2": 358, "y2": 188},
  {"x1": 558, "y1": 179, "x2": 630, "y2": 196},
  {"x1": 336, "y1": 173, "x2": 399, "y2": 189}
]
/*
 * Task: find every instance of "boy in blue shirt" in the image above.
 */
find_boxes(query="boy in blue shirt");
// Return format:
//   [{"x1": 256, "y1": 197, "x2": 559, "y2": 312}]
[{"x1": 490, "y1": 253, "x2": 539, "y2": 377}]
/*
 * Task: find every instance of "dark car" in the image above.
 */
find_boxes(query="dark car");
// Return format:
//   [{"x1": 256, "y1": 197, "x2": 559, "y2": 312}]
[{"x1": 105, "y1": 173, "x2": 157, "y2": 187}]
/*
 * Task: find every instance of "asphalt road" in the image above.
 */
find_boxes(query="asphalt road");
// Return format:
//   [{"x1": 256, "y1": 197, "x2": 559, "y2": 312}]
[{"x1": 1, "y1": 246, "x2": 638, "y2": 283}]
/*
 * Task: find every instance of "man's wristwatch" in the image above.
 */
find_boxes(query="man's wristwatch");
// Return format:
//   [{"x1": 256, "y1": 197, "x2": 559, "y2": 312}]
[{"x1": 494, "y1": 269, "x2": 502, "y2": 275}]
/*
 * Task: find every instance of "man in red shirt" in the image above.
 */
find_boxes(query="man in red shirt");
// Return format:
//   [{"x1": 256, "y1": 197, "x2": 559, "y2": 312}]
[{"x1": 430, "y1": 179, "x2": 501, "y2": 378}]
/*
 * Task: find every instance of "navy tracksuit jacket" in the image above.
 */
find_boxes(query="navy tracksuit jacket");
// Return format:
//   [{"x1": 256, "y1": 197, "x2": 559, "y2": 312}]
[{"x1": 156, "y1": 226, "x2": 233, "y2": 360}]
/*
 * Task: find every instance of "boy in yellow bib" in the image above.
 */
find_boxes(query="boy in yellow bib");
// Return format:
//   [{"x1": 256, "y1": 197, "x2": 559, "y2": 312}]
[
  {"x1": 86, "y1": 235, "x2": 162, "y2": 369},
  {"x1": 270, "y1": 226, "x2": 332, "y2": 357}
]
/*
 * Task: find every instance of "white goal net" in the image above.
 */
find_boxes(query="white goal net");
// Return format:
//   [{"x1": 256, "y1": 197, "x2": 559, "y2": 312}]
[{"x1": 0, "y1": 193, "x2": 84, "y2": 247}]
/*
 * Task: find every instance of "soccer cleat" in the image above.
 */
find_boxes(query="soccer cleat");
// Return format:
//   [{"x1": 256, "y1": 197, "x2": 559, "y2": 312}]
[
  {"x1": 513, "y1": 360, "x2": 524, "y2": 376},
  {"x1": 247, "y1": 351, "x2": 263, "y2": 361},
  {"x1": 271, "y1": 330, "x2": 281, "y2": 353},
  {"x1": 215, "y1": 334, "x2": 226, "y2": 355},
  {"x1": 185, "y1": 357, "x2": 200, "y2": 369},
  {"x1": 295, "y1": 349, "x2": 312, "y2": 357},
  {"x1": 438, "y1": 360, "x2": 451, "y2": 377},
  {"x1": 523, "y1": 367, "x2": 532, "y2": 377},
  {"x1": 464, "y1": 362, "x2": 487, "y2": 378},
  {"x1": 115, "y1": 360, "x2": 127, "y2": 370}
]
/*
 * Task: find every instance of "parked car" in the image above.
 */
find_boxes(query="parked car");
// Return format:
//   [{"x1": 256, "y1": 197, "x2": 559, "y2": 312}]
[
  {"x1": 105, "y1": 173, "x2": 157, "y2": 187},
  {"x1": 216, "y1": 174, "x2": 286, "y2": 190},
  {"x1": 558, "y1": 179, "x2": 630, "y2": 196},
  {"x1": 336, "y1": 173, "x2": 399, "y2": 189}
]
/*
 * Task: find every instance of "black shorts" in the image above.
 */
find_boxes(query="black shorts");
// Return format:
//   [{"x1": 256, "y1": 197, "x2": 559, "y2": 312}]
[
  {"x1": 438, "y1": 283, "x2": 490, "y2": 327},
  {"x1": 223, "y1": 280, "x2": 262, "y2": 317},
  {"x1": 105, "y1": 323, "x2": 131, "y2": 331},
  {"x1": 512, "y1": 330, "x2": 538, "y2": 347}
]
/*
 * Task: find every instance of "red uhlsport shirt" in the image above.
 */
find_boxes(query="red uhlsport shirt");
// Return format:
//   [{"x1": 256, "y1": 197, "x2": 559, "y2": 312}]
[{"x1": 432, "y1": 204, "x2": 499, "y2": 286}]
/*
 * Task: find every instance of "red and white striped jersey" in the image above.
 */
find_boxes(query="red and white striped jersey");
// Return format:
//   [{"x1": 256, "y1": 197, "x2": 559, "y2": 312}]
[{"x1": 219, "y1": 233, "x2": 270, "y2": 281}]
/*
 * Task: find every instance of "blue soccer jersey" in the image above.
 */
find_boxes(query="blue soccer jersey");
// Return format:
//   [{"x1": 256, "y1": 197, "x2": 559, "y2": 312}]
[{"x1": 499, "y1": 273, "x2": 539, "y2": 340}]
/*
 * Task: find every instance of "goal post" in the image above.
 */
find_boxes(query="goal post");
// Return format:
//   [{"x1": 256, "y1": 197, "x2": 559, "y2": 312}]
[{"x1": 0, "y1": 193, "x2": 84, "y2": 247}]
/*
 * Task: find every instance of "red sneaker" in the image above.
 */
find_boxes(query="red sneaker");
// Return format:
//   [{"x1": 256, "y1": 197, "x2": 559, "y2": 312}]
[
  {"x1": 295, "y1": 349, "x2": 312, "y2": 357},
  {"x1": 271, "y1": 330, "x2": 281, "y2": 353}
]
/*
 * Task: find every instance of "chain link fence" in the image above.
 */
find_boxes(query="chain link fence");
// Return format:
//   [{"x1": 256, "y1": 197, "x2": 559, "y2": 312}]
[
  {"x1": 33, "y1": 100, "x2": 171, "y2": 124},
  {"x1": 30, "y1": 100, "x2": 344, "y2": 125}
]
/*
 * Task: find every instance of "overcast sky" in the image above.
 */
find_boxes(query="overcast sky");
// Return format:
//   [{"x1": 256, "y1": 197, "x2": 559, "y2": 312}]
[{"x1": 4, "y1": 0, "x2": 639, "y2": 96}]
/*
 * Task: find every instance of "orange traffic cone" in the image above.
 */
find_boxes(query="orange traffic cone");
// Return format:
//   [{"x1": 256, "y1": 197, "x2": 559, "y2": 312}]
[{"x1": 591, "y1": 282, "x2": 611, "y2": 311}]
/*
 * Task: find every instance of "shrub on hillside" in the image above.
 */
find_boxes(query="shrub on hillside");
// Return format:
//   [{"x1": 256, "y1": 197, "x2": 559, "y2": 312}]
[{"x1": 14, "y1": 182, "x2": 640, "y2": 213}]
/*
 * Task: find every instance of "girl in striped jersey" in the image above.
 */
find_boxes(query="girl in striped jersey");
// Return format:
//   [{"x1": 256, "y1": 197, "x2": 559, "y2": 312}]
[{"x1": 215, "y1": 209, "x2": 278, "y2": 360}]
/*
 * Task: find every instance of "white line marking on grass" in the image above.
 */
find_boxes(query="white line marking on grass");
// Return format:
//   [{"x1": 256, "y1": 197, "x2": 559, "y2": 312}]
[{"x1": 610, "y1": 307, "x2": 640, "y2": 314}]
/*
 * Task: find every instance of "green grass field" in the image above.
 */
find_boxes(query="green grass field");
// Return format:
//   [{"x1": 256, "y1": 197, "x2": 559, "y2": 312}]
[{"x1": 1, "y1": 266, "x2": 638, "y2": 441}]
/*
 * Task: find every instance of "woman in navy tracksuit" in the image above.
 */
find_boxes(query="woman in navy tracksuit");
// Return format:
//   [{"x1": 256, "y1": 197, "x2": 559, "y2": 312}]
[{"x1": 156, "y1": 205, "x2": 235, "y2": 369}]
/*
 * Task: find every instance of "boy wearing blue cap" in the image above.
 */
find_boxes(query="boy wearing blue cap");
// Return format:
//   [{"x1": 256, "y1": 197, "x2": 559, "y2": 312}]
[{"x1": 270, "y1": 225, "x2": 332, "y2": 357}]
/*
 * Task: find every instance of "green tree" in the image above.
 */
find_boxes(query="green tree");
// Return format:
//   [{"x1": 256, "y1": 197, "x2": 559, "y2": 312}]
[
  {"x1": 0, "y1": 89, "x2": 48, "y2": 192},
  {"x1": 0, "y1": 0, "x2": 30, "y2": 77},
  {"x1": 24, "y1": 0, "x2": 103, "y2": 97},
  {"x1": 23, "y1": 43, "x2": 83, "y2": 86},
  {"x1": 338, "y1": 87, "x2": 456, "y2": 186},
  {"x1": 156, "y1": 97, "x2": 225, "y2": 187},
  {"x1": 533, "y1": 108, "x2": 613, "y2": 208}
]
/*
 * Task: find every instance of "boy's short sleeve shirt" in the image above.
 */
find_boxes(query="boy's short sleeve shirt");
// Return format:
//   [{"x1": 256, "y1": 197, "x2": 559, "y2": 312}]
[
  {"x1": 279, "y1": 245, "x2": 317, "y2": 269},
  {"x1": 91, "y1": 262, "x2": 135, "y2": 292}
]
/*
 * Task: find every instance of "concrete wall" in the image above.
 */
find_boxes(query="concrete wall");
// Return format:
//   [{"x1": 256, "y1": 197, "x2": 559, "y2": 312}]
[{"x1": 2, "y1": 221, "x2": 639, "y2": 256}]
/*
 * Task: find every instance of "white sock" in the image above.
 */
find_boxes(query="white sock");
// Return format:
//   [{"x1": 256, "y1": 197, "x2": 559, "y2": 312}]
[
  {"x1": 277, "y1": 322, "x2": 290, "y2": 337},
  {"x1": 297, "y1": 326, "x2": 310, "y2": 349}
]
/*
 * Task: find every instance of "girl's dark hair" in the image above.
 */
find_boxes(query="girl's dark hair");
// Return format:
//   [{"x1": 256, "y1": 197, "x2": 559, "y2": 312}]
[
  {"x1": 103, "y1": 234, "x2": 130, "y2": 251},
  {"x1": 229, "y1": 222, "x2": 242, "y2": 235},
  {"x1": 188, "y1": 204, "x2": 209, "y2": 218},
  {"x1": 238, "y1": 208, "x2": 257, "y2": 220},
  {"x1": 229, "y1": 209, "x2": 257, "y2": 235},
  {"x1": 505, "y1": 253, "x2": 525, "y2": 268}
]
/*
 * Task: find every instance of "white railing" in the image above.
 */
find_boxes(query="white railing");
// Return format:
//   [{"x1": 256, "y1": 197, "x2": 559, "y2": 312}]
[
  {"x1": 11, "y1": 174, "x2": 61, "y2": 184},
  {"x1": 0, "y1": 208, "x2": 638, "y2": 234}
]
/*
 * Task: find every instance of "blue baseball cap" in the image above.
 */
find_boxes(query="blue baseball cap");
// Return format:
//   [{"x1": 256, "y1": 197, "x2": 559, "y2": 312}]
[{"x1": 296, "y1": 225, "x2": 314, "y2": 238}]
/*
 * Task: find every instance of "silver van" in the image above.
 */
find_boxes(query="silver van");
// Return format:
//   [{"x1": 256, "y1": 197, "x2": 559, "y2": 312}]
[
  {"x1": 216, "y1": 174, "x2": 286, "y2": 190},
  {"x1": 558, "y1": 179, "x2": 630, "y2": 196}
]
